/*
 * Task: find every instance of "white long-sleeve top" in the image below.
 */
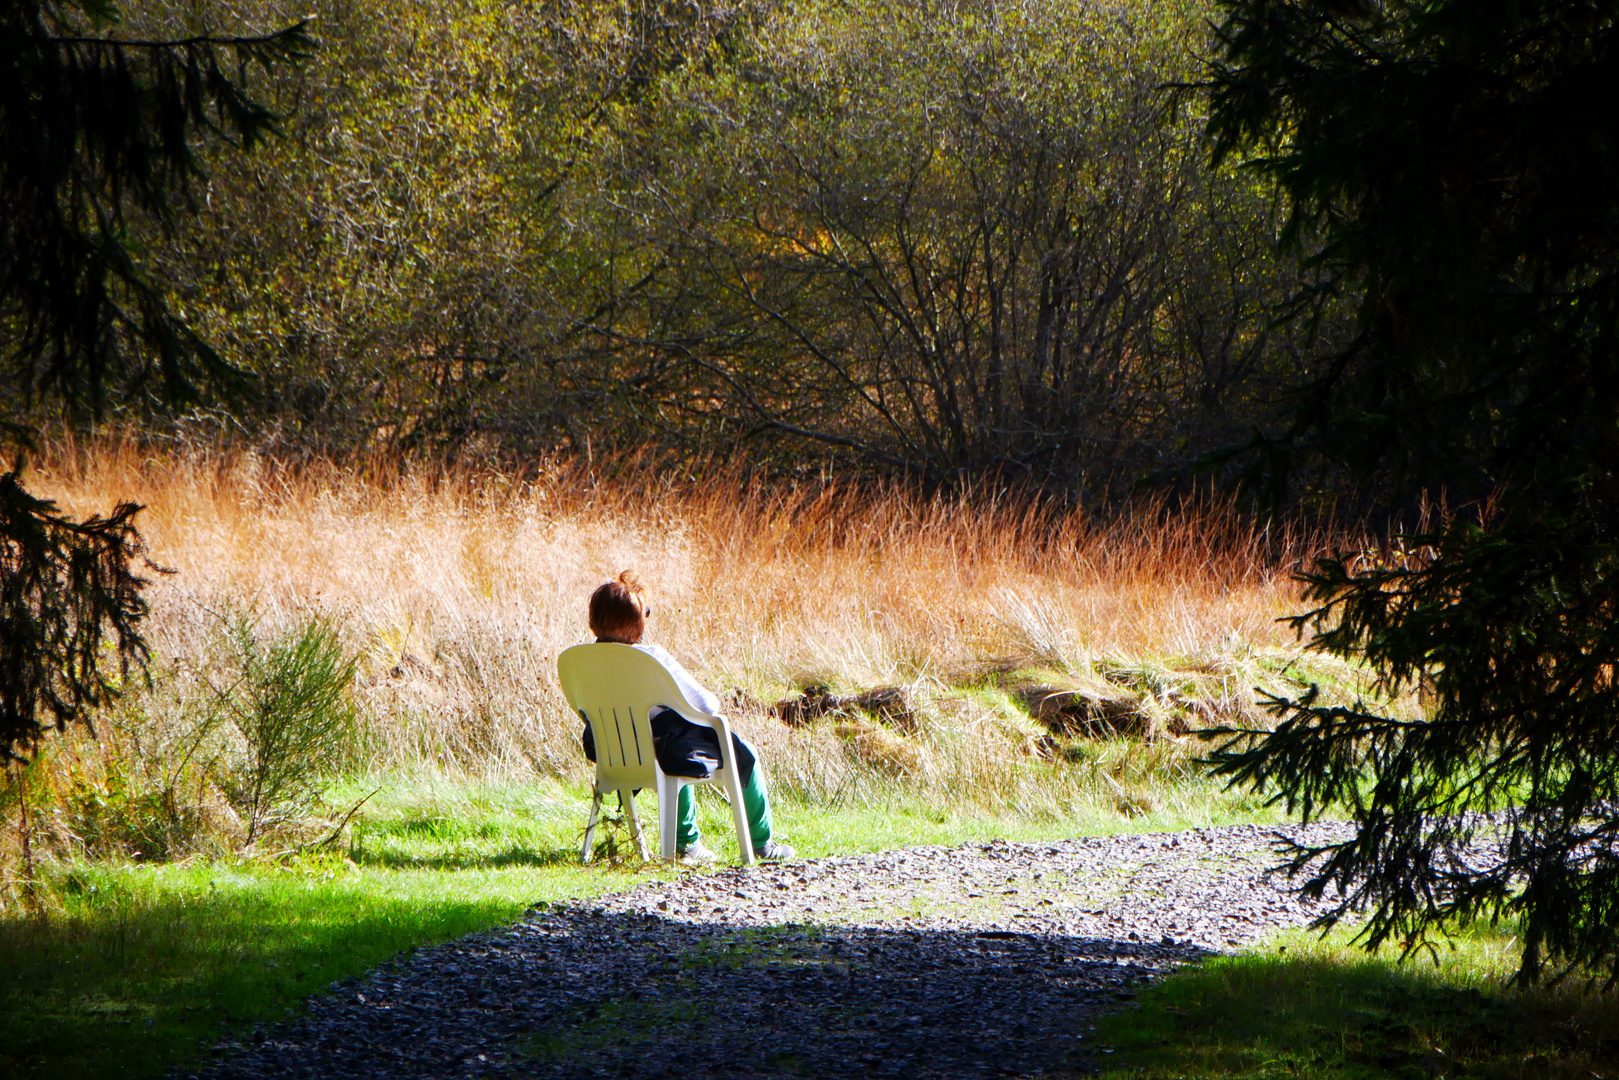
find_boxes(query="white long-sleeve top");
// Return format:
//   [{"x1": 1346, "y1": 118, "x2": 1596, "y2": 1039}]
[{"x1": 633, "y1": 642, "x2": 722, "y2": 717}]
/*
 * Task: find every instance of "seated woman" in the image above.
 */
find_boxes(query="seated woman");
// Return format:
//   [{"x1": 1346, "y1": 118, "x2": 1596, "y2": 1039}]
[{"x1": 579, "y1": 571, "x2": 794, "y2": 863}]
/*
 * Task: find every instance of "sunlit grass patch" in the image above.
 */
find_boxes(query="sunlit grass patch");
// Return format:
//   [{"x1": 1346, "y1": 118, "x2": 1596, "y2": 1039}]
[{"x1": 0, "y1": 773, "x2": 652, "y2": 1080}]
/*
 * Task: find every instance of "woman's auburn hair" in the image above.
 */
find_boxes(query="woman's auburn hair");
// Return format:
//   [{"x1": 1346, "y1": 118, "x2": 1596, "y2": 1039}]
[{"x1": 589, "y1": 570, "x2": 646, "y2": 643}]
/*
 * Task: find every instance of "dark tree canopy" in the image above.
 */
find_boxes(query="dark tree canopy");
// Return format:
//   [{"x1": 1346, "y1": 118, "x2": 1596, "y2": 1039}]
[
  {"x1": 1202, "y1": 0, "x2": 1619, "y2": 983},
  {"x1": 0, "y1": 0, "x2": 309, "y2": 759},
  {"x1": 0, "y1": 0, "x2": 311, "y2": 421}
]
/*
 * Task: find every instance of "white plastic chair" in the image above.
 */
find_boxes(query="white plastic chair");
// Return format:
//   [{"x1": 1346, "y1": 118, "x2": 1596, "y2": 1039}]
[{"x1": 557, "y1": 642, "x2": 754, "y2": 866}]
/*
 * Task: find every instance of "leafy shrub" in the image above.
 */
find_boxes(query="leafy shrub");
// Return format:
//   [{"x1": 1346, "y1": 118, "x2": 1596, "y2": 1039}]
[{"x1": 210, "y1": 616, "x2": 358, "y2": 844}]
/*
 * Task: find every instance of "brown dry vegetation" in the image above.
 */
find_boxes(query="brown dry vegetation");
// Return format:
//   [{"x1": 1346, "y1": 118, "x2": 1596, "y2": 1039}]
[{"x1": 4, "y1": 433, "x2": 1377, "y2": 868}]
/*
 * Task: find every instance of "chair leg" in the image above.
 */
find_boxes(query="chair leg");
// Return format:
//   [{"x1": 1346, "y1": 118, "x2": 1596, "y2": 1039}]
[
  {"x1": 620, "y1": 788, "x2": 650, "y2": 861},
  {"x1": 580, "y1": 789, "x2": 603, "y2": 864},
  {"x1": 707, "y1": 716, "x2": 754, "y2": 866},
  {"x1": 657, "y1": 769, "x2": 680, "y2": 861},
  {"x1": 720, "y1": 766, "x2": 754, "y2": 866}
]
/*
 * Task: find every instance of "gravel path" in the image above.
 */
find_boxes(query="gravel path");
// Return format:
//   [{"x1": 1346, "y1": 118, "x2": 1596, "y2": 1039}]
[{"x1": 182, "y1": 821, "x2": 1355, "y2": 1080}]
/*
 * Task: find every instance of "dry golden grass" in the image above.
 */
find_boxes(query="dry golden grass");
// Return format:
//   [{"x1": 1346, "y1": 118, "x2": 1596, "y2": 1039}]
[{"x1": 9, "y1": 431, "x2": 1349, "y2": 854}]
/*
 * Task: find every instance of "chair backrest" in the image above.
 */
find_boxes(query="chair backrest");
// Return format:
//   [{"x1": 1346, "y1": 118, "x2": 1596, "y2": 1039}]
[{"x1": 556, "y1": 643, "x2": 709, "y2": 790}]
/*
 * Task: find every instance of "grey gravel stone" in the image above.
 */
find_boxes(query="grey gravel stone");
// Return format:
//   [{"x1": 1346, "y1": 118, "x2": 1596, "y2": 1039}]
[{"x1": 178, "y1": 821, "x2": 1355, "y2": 1079}]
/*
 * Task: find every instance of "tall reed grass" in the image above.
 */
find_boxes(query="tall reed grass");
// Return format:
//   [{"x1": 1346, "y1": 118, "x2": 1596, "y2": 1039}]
[{"x1": 5, "y1": 432, "x2": 1348, "y2": 870}]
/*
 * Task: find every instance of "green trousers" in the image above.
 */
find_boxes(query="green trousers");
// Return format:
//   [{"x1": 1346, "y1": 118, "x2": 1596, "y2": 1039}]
[{"x1": 675, "y1": 764, "x2": 772, "y2": 851}]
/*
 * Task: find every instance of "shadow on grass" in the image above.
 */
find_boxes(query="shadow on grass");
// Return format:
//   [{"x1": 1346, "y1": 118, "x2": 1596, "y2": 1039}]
[{"x1": 1098, "y1": 946, "x2": 1619, "y2": 1079}]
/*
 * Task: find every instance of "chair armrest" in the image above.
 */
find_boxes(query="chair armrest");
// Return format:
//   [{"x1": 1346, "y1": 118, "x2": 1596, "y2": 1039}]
[
  {"x1": 704, "y1": 711, "x2": 733, "y2": 744},
  {"x1": 672, "y1": 707, "x2": 744, "y2": 775},
  {"x1": 663, "y1": 704, "x2": 725, "y2": 731},
  {"x1": 662, "y1": 706, "x2": 747, "y2": 790}
]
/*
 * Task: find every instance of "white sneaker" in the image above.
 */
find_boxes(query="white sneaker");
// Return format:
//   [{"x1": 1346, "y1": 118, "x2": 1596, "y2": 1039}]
[
  {"x1": 754, "y1": 839, "x2": 796, "y2": 861},
  {"x1": 677, "y1": 841, "x2": 718, "y2": 864}
]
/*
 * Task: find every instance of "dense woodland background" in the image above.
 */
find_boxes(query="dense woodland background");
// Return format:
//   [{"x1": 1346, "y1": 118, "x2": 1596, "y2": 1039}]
[{"x1": 26, "y1": 0, "x2": 1350, "y2": 499}]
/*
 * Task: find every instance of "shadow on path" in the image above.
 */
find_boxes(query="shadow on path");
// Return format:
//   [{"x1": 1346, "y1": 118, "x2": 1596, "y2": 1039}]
[
  {"x1": 185, "y1": 904, "x2": 1207, "y2": 1079},
  {"x1": 184, "y1": 825, "x2": 1357, "y2": 1079}
]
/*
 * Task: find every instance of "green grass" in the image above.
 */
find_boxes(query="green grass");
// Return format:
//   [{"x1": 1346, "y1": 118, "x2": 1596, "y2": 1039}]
[
  {"x1": 0, "y1": 760, "x2": 1321, "y2": 1080},
  {"x1": 0, "y1": 856, "x2": 646, "y2": 1080},
  {"x1": 1097, "y1": 924, "x2": 1619, "y2": 1079},
  {"x1": 2, "y1": 767, "x2": 1277, "y2": 1080},
  {"x1": 16, "y1": 783, "x2": 1615, "y2": 1080},
  {"x1": 0, "y1": 776, "x2": 630, "y2": 1080}
]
